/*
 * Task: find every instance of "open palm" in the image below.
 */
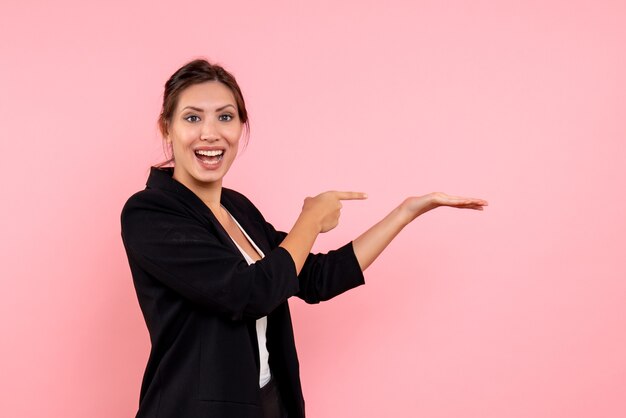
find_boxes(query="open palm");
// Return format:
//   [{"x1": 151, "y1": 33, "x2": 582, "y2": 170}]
[{"x1": 402, "y1": 192, "x2": 488, "y2": 220}]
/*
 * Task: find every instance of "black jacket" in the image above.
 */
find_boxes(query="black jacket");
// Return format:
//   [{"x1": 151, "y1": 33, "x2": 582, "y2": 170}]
[{"x1": 120, "y1": 167, "x2": 365, "y2": 418}]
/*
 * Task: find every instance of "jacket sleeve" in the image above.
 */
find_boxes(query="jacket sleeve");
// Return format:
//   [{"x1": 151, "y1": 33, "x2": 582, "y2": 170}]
[
  {"x1": 264, "y1": 223, "x2": 366, "y2": 304},
  {"x1": 120, "y1": 191, "x2": 300, "y2": 321}
]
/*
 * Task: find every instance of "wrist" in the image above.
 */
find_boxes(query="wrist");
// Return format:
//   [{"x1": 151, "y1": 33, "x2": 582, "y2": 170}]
[
  {"x1": 296, "y1": 210, "x2": 323, "y2": 234},
  {"x1": 399, "y1": 195, "x2": 439, "y2": 221}
]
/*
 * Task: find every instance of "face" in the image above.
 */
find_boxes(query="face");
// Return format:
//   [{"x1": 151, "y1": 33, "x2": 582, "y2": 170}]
[{"x1": 166, "y1": 81, "x2": 243, "y2": 192}]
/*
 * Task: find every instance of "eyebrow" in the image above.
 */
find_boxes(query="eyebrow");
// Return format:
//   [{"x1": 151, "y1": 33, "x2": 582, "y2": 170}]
[{"x1": 181, "y1": 104, "x2": 236, "y2": 113}]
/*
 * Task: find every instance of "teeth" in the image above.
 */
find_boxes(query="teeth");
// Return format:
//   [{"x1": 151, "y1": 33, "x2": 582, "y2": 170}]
[{"x1": 195, "y1": 149, "x2": 224, "y2": 156}]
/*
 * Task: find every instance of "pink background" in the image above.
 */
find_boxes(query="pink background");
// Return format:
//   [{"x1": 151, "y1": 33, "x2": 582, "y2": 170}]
[{"x1": 2, "y1": 1, "x2": 625, "y2": 417}]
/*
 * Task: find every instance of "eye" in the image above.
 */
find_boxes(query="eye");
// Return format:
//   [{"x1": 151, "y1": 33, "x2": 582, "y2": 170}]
[
  {"x1": 219, "y1": 113, "x2": 234, "y2": 122},
  {"x1": 185, "y1": 115, "x2": 200, "y2": 123}
]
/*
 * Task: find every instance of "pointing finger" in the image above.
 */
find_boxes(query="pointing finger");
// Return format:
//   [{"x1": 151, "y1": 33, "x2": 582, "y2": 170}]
[{"x1": 334, "y1": 191, "x2": 368, "y2": 200}]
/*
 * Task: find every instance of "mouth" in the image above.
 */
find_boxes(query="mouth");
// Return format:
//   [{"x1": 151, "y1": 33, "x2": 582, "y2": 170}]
[{"x1": 194, "y1": 149, "x2": 224, "y2": 166}]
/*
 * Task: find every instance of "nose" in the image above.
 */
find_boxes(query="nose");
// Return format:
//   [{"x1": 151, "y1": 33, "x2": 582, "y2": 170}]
[{"x1": 200, "y1": 118, "x2": 220, "y2": 142}]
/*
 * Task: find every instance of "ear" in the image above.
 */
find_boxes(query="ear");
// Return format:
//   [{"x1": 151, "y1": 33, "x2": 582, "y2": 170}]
[
  {"x1": 160, "y1": 121, "x2": 171, "y2": 143},
  {"x1": 164, "y1": 131, "x2": 172, "y2": 144}
]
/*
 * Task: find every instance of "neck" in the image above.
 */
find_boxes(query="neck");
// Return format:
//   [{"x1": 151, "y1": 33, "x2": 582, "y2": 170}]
[{"x1": 196, "y1": 183, "x2": 223, "y2": 212}]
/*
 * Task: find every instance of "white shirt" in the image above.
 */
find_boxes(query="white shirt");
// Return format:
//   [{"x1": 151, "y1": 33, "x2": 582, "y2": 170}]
[{"x1": 222, "y1": 206, "x2": 272, "y2": 388}]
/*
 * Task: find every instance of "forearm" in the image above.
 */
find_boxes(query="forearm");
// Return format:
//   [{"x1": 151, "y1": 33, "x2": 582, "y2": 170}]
[
  {"x1": 352, "y1": 204, "x2": 412, "y2": 271},
  {"x1": 279, "y1": 212, "x2": 321, "y2": 275}
]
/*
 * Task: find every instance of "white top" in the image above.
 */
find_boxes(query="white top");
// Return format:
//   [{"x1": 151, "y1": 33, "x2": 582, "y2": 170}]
[{"x1": 222, "y1": 206, "x2": 272, "y2": 388}]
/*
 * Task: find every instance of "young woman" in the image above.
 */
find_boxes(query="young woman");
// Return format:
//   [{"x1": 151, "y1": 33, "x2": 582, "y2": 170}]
[{"x1": 120, "y1": 58, "x2": 487, "y2": 418}]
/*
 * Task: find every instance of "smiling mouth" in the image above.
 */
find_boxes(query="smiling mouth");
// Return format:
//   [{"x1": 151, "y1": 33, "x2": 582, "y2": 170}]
[{"x1": 195, "y1": 149, "x2": 224, "y2": 165}]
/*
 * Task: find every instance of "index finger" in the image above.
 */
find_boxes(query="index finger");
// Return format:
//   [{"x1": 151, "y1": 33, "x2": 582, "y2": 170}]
[{"x1": 334, "y1": 191, "x2": 369, "y2": 200}]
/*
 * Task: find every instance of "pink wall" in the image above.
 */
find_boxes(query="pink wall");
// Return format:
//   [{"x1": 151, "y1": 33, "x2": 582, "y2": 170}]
[{"x1": 2, "y1": 1, "x2": 625, "y2": 417}]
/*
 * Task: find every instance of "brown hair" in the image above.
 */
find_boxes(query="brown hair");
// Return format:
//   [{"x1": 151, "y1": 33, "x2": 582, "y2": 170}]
[{"x1": 155, "y1": 58, "x2": 250, "y2": 167}]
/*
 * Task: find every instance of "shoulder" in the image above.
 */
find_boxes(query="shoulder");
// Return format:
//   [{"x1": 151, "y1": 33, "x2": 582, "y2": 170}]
[
  {"x1": 121, "y1": 188, "x2": 180, "y2": 216},
  {"x1": 120, "y1": 188, "x2": 191, "y2": 236}
]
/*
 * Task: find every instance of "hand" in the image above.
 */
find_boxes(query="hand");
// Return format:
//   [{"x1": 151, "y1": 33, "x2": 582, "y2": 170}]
[
  {"x1": 400, "y1": 192, "x2": 488, "y2": 222},
  {"x1": 302, "y1": 191, "x2": 368, "y2": 233}
]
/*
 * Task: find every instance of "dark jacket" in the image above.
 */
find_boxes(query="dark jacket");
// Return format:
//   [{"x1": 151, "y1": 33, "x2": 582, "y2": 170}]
[{"x1": 120, "y1": 167, "x2": 365, "y2": 418}]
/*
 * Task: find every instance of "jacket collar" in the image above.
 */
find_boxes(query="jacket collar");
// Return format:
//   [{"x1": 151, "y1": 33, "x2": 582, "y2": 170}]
[
  {"x1": 147, "y1": 166, "x2": 208, "y2": 202},
  {"x1": 145, "y1": 166, "x2": 271, "y2": 255}
]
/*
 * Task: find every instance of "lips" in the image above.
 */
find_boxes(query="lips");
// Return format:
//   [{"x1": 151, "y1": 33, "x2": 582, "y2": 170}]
[
  {"x1": 195, "y1": 149, "x2": 224, "y2": 157},
  {"x1": 194, "y1": 148, "x2": 224, "y2": 166}
]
